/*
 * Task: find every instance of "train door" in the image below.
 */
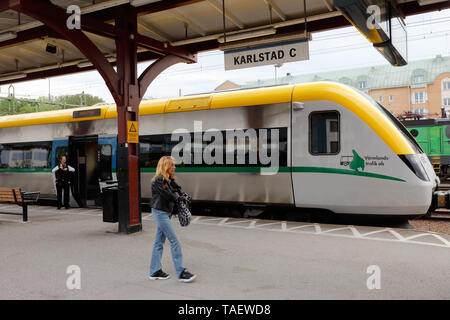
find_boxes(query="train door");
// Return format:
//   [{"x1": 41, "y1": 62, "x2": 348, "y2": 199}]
[
  {"x1": 69, "y1": 135, "x2": 100, "y2": 207},
  {"x1": 429, "y1": 126, "x2": 442, "y2": 154},
  {"x1": 51, "y1": 139, "x2": 81, "y2": 207},
  {"x1": 97, "y1": 135, "x2": 117, "y2": 195},
  {"x1": 290, "y1": 100, "x2": 342, "y2": 209}
]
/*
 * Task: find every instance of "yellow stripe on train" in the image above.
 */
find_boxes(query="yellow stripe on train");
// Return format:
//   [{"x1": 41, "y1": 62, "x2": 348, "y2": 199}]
[{"x1": 0, "y1": 82, "x2": 415, "y2": 155}]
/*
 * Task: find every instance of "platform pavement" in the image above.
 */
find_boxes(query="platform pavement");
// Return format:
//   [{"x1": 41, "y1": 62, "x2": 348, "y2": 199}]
[{"x1": 0, "y1": 204, "x2": 449, "y2": 300}]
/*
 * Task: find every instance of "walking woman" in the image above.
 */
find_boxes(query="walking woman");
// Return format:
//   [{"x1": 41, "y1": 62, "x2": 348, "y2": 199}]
[{"x1": 149, "y1": 156, "x2": 197, "y2": 283}]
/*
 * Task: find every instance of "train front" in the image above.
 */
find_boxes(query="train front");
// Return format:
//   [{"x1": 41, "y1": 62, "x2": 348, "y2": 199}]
[{"x1": 369, "y1": 97, "x2": 440, "y2": 214}]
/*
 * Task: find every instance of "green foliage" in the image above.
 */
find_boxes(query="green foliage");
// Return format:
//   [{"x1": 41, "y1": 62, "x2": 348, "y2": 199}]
[
  {"x1": 0, "y1": 93, "x2": 105, "y2": 116},
  {"x1": 53, "y1": 93, "x2": 104, "y2": 107}
]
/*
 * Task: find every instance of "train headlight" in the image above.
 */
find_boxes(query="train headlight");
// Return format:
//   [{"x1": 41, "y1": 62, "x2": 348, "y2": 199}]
[
  {"x1": 400, "y1": 154, "x2": 430, "y2": 182},
  {"x1": 433, "y1": 190, "x2": 450, "y2": 210},
  {"x1": 437, "y1": 192, "x2": 447, "y2": 208}
]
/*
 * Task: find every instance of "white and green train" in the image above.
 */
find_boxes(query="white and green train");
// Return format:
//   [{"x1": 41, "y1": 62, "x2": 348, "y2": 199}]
[{"x1": 0, "y1": 82, "x2": 441, "y2": 216}]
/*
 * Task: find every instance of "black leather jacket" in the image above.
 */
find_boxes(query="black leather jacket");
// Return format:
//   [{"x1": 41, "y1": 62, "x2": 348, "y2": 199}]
[
  {"x1": 151, "y1": 176, "x2": 181, "y2": 213},
  {"x1": 52, "y1": 164, "x2": 75, "y2": 185}
]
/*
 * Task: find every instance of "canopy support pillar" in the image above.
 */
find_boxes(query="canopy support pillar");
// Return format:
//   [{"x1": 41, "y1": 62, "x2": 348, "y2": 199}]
[{"x1": 11, "y1": 0, "x2": 197, "y2": 233}]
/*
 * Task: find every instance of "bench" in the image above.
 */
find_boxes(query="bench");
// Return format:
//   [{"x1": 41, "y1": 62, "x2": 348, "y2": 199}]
[{"x1": 0, "y1": 187, "x2": 40, "y2": 222}]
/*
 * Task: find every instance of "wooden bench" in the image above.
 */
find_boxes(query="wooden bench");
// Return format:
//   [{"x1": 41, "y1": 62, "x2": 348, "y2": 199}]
[{"x1": 0, "y1": 187, "x2": 40, "y2": 222}]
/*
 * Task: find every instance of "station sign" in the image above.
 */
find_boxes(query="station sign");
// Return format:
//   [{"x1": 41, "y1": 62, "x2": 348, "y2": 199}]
[
  {"x1": 224, "y1": 39, "x2": 309, "y2": 71},
  {"x1": 127, "y1": 121, "x2": 139, "y2": 144}
]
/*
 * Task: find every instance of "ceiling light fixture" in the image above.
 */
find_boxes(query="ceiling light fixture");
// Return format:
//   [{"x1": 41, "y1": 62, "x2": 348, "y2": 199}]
[
  {"x1": 0, "y1": 31, "x2": 17, "y2": 42},
  {"x1": 77, "y1": 61, "x2": 93, "y2": 68},
  {"x1": 77, "y1": 57, "x2": 116, "y2": 68},
  {"x1": 0, "y1": 72, "x2": 27, "y2": 82},
  {"x1": 129, "y1": 0, "x2": 161, "y2": 7},
  {"x1": 46, "y1": 43, "x2": 58, "y2": 54}
]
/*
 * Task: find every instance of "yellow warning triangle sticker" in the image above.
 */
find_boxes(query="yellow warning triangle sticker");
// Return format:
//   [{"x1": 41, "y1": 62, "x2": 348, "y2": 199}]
[{"x1": 129, "y1": 123, "x2": 137, "y2": 132}]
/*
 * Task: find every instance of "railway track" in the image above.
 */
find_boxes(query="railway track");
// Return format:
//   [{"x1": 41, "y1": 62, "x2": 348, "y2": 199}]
[
  {"x1": 432, "y1": 185, "x2": 450, "y2": 219},
  {"x1": 428, "y1": 209, "x2": 450, "y2": 221},
  {"x1": 428, "y1": 215, "x2": 450, "y2": 221},
  {"x1": 437, "y1": 184, "x2": 450, "y2": 192}
]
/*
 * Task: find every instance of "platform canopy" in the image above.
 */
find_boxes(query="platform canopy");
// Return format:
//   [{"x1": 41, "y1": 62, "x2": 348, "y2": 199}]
[{"x1": 0, "y1": 0, "x2": 449, "y2": 86}]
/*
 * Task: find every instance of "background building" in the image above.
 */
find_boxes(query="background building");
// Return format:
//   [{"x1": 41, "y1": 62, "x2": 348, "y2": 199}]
[{"x1": 216, "y1": 55, "x2": 450, "y2": 119}]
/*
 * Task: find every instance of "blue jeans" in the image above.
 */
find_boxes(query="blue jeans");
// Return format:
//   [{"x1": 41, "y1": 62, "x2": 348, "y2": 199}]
[{"x1": 150, "y1": 208, "x2": 185, "y2": 278}]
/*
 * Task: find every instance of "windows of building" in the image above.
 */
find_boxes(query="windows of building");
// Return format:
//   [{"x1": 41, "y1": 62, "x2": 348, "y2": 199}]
[
  {"x1": 414, "y1": 75, "x2": 425, "y2": 83},
  {"x1": 413, "y1": 108, "x2": 428, "y2": 115},
  {"x1": 412, "y1": 69, "x2": 426, "y2": 84},
  {"x1": 389, "y1": 95, "x2": 393, "y2": 102},
  {"x1": 358, "y1": 80, "x2": 367, "y2": 89},
  {"x1": 378, "y1": 96, "x2": 383, "y2": 102},
  {"x1": 443, "y1": 81, "x2": 450, "y2": 90},
  {"x1": 339, "y1": 77, "x2": 352, "y2": 86},
  {"x1": 444, "y1": 98, "x2": 450, "y2": 106},
  {"x1": 356, "y1": 74, "x2": 369, "y2": 91},
  {"x1": 412, "y1": 91, "x2": 427, "y2": 104}
]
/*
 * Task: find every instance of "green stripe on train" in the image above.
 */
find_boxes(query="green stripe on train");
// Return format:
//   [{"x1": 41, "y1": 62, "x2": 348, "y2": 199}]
[
  {"x1": 141, "y1": 166, "x2": 405, "y2": 182},
  {"x1": 290, "y1": 167, "x2": 405, "y2": 182},
  {"x1": 1, "y1": 166, "x2": 404, "y2": 182},
  {"x1": 140, "y1": 166, "x2": 291, "y2": 173}
]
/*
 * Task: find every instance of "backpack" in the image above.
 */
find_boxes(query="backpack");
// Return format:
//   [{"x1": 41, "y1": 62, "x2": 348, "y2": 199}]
[{"x1": 176, "y1": 191, "x2": 192, "y2": 227}]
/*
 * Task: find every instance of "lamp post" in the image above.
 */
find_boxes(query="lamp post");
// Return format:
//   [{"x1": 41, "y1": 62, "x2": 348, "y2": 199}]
[{"x1": 274, "y1": 63, "x2": 283, "y2": 84}]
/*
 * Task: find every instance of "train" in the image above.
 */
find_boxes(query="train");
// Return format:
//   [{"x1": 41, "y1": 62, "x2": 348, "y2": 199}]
[
  {"x1": 401, "y1": 118, "x2": 450, "y2": 180},
  {"x1": 0, "y1": 82, "x2": 441, "y2": 216}
]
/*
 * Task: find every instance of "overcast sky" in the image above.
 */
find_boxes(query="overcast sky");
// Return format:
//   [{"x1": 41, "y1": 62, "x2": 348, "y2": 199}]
[{"x1": 1, "y1": 8, "x2": 450, "y2": 104}]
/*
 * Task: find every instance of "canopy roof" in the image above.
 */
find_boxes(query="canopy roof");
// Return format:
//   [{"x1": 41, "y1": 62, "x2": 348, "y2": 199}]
[{"x1": 0, "y1": 0, "x2": 448, "y2": 85}]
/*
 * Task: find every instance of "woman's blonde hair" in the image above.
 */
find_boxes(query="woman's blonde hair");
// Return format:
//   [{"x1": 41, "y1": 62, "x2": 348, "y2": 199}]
[{"x1": 152, "y1": 156, "x2": 175, "y2": 182}]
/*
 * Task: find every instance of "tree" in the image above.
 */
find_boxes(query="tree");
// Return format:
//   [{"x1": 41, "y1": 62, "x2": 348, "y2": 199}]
[
  {"x1": 54, "y1": 93, "x2": 104, "y2": 107},
  {"x1": 0, "y1": 93, "x2": 105, "y2": 116}
]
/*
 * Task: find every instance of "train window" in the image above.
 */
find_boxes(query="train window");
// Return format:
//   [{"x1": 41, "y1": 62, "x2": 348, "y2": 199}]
[
  {"x1": 140, "y1": 134, "x2": 174, "y2": 168},
  {"x1": 139, "y1": 127, "x2": 288, "y2": 168},
  {"x1": 410, "y1": 129, "x2": 419, "y2": 137},
  {"x1": 98, "y1": 144, "x2": 112, "y2": 181},
  {"x1": 309, "y1": 112, "x2": 340, "y2": 155},
  {"x1": 0, "y1": 142, "x2": 52, "y2": 169},
  {"x1": 101, "y1": 144, "x2": 112, "y2": 157},
  {"x1": 445, "y1": 126, "x2": 450, "y2": 139},
  {"x1": 55, "y1": 147, "x2": 68, "y2": 163}
]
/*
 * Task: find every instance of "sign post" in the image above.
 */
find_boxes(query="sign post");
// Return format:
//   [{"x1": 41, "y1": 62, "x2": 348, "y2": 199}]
[{"x1": 127, "y1": 121, "x2": 139, "y2": 144}]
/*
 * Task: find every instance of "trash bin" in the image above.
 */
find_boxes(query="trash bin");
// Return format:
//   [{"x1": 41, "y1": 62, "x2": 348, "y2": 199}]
[{"x1": 102, "y1": 186, "x2": 118, "y2": 223}]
